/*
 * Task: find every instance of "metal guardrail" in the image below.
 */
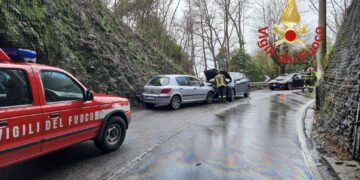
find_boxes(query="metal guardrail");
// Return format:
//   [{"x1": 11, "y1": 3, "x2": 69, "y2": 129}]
[
  {"x1": 250, "y1": 82, "x2": 269, "y2": 86},
  {"x1": 250, "y1": 82, "x2": 269, "y2": 90}
]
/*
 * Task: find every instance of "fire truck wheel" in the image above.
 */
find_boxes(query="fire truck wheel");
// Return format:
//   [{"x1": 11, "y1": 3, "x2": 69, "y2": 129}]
[{"x1": 95, "y1": 116, "x2": 126, "y2": 153}]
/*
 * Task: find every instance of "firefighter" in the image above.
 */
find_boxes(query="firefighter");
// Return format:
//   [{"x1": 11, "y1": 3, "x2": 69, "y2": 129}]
[
  {"x1": 215, "y1": 70, "x2": 227, "y2": 103},
  {"x1": 310, "y1": 67, "x2": 318, "y2": 88},
  {"x1": 304, "y1": 67, "x2": 317, "y2": 92},
  {"x1": 303, "y1": 67, "x2": 311, "y2": 91}
]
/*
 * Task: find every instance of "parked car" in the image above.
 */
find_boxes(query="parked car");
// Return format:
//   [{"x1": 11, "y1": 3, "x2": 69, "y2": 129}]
[
  {"x1": 0, "y1": 48, "x2": 132, "y2": 168},
  {"x1": 203, "y1": 69, "x2": 250, "y2": 102},
  {"x1": 268, "y1": 73, "x2": 304, "y2": 90},
  {"x1": 142, "y1": 75, "x2": 215, "y2": 110},
  {"x1": 228, "y1": 72, "x2": 251, "y2": 100}
]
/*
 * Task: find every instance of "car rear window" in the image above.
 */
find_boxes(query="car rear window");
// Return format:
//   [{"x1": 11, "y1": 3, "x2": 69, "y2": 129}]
[{"x1": 148, "y1": 77, "x2": 170, "y2": 86}]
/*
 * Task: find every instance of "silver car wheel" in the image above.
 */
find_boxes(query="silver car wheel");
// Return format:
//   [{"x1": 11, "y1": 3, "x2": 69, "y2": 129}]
[
  {"x1": 171, "y1": 96, "x2": 181, "y2": 109},
  {"x1": 206, "y1": 92, "x2": 214, "y2": 104}
]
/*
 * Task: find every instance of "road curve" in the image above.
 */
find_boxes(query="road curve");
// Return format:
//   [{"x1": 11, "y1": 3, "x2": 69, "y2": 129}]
[{"x1": 0, "y1": 90, "x2": 314, "y2": 180}]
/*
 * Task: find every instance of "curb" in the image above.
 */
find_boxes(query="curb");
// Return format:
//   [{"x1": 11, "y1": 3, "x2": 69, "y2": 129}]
[
  {"x1": 320, "y1": 156, "x2": 341, "y2": 180},
  {"x1": 295, "y1": 99, "x2": 323, "y2": 180},
  {"x1": 320, "y1": 155, "x2": 360, "y2": 180}
]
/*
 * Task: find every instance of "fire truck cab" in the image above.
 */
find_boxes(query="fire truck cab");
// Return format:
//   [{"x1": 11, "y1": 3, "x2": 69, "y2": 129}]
[{"x1": 0, "y1": 49, "x2": 131, "y2": 168}]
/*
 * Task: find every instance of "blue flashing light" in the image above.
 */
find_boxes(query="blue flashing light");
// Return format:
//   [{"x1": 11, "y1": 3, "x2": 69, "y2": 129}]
[{"x1": 2, "y1": 48, "x2": 37, "y2": 63}]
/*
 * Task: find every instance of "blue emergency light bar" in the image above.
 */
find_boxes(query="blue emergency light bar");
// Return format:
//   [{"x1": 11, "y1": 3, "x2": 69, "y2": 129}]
[{"x1": 1, "y1": 48, "x2": 37, "y2": 63}]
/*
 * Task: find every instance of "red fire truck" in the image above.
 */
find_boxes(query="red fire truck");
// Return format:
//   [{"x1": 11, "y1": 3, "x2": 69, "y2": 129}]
[{"x1": 0, "y1": 48, "x2": 131, "y2": 168}]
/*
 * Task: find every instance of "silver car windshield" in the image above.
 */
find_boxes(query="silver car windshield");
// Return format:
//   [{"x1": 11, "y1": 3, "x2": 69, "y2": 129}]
[{"x1": 148, "y1": 77, "x2": 170, "y2": 86}]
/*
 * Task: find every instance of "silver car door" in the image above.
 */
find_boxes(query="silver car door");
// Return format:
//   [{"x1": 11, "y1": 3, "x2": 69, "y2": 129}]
[
  {"x1": 188, "y1": 77, "x2": 207, "y2": 100},
  {"x1": 175, "y1": 76, "x2": 193, "y2": 102},
  {"x1": 198, "y1": 80, "x2": 209, "y2": 100}
]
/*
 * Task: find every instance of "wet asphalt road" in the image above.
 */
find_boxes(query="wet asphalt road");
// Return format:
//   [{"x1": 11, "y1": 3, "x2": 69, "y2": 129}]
[{"x1": 0, "y1": 90, "x2": 314, "y2": 180}]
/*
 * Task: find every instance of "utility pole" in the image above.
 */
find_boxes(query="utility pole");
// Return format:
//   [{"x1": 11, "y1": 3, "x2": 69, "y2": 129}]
[
  {"x1": 318, "y1": 0, "x2": 326, "y2": 79},
  {"x1": 316, "y1": 0, "x2": 326, "y2": 110}
]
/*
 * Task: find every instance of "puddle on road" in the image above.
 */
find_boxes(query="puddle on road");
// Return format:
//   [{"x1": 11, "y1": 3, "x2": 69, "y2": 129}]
[{"x1": 125, "y1": 94, "x2": 313, "y2": 180}]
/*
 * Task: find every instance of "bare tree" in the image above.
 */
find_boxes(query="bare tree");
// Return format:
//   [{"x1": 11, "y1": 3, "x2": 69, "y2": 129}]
[
  {"x1": 254, "y1": 0, "x2": 286, "y2": 74},
  {"x1": 308, "y1": 0, "x2": 351, "y2": 35},
  {"x1": 193, "y1": 0, "x2": 221, "y2": 69},
  {"x1": 178, "y1": 0, "x2": 198, "y2": 75},
  {"x1": 200, "y1": 15, "x2": 208, "y2": 70},
  {"x1": 214, "y1": 0, "x2": 232, "y2": 70},
  {"x1": 228, "y1": 0, "x2": 247, "y2": 50}
]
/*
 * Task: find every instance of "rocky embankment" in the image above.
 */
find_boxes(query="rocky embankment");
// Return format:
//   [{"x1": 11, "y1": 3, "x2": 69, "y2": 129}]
[
  {"x1": 317, "y1": 1, "x2": 360, "y2": 159},
  {"x1": 0, "y1": 0, "x2": 184, "y2": 104}
]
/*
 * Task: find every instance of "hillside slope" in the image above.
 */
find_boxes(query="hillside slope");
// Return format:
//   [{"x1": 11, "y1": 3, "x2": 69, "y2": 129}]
[{"x1": 0, "y1": 0, "x2": 184, "y2": 103}]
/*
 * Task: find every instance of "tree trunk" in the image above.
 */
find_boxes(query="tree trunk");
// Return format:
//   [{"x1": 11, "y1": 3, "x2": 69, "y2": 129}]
[
  {"x1": 225, "y1": 0, "x2": 231, "y2": 70},
  {"x1": 280, "y1": 65, "x2": 286, "y2": 74},
  {"x1": 280, "y1": 44, "x2": 288, "y2": 74},
  {"x1": 200, "y1": 16, "x2": 208, "y2": 71}
]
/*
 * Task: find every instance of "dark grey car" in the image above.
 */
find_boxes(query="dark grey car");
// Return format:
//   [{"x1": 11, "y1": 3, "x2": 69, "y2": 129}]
[
  {"x1": 203, "y1": 69, "x2": 250, "y2": 102},
  {"x1": 228, "y1": 72, "x2": 251, "y2": 101}
]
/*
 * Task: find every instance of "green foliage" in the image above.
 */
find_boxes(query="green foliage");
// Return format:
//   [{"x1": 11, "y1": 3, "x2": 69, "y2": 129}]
[
  {"x1": 322, "y1": 45, "x2": 334, "y2": 69},
  {"x1": 216, "y1": 47, "x2": 227, "y2": 62},
  {"x1": 247, "y1": 51, "x2": 279, "y2": 81},
  {"x1": 162, "y1": 36, "x2": 189, "y2": 66},
  {"x1": 229, "y1": 48, "x2": 313, "y2": 82},
  {"x1": 229, "y1": 49, "x2": 251, "y2": 72},
  {"x1": 101, "y1": 16, "x2": 112, "y2": 32},
  {"x1": 0, "y1": 0, "x2": 186, "y2": 105},
  {"x1": 128, "y1": 40, "x2": 135, "y2": 49},
  {"x1": 15, "y1": 0, "x2": 46, "y2": 20},
  {"x1": 113, "y1": 1, "x2": 189, "y2": 72},
  {"x1": 229, "y1": 49, "x2": 278, "y2": 82}
]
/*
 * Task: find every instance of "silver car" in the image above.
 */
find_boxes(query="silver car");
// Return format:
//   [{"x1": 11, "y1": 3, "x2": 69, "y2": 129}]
[{"x1": 142, "y1": 75, "x2": 215, "y2": 110}]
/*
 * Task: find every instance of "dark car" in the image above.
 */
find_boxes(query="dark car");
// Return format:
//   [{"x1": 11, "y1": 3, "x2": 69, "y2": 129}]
[
  {"x1": 203, "y1": 69, "x2": 250, "y2": 101},
  {"x1": 268, "y1": 73, "x2": 304, "y2": 90},
  {"x1": 228, "y1": 72, "x2": 251, "y2": 100}
]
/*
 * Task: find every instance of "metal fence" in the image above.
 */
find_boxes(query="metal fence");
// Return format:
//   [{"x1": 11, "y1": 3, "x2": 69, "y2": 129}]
[{"x1": 250, "y1": 82, "x2": 269, "y2": 90}]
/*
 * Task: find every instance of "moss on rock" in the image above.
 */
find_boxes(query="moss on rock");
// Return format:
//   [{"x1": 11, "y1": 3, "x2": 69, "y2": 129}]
[{"x1": 0, "y1": 0, "x2": 185, "y2": 105}]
